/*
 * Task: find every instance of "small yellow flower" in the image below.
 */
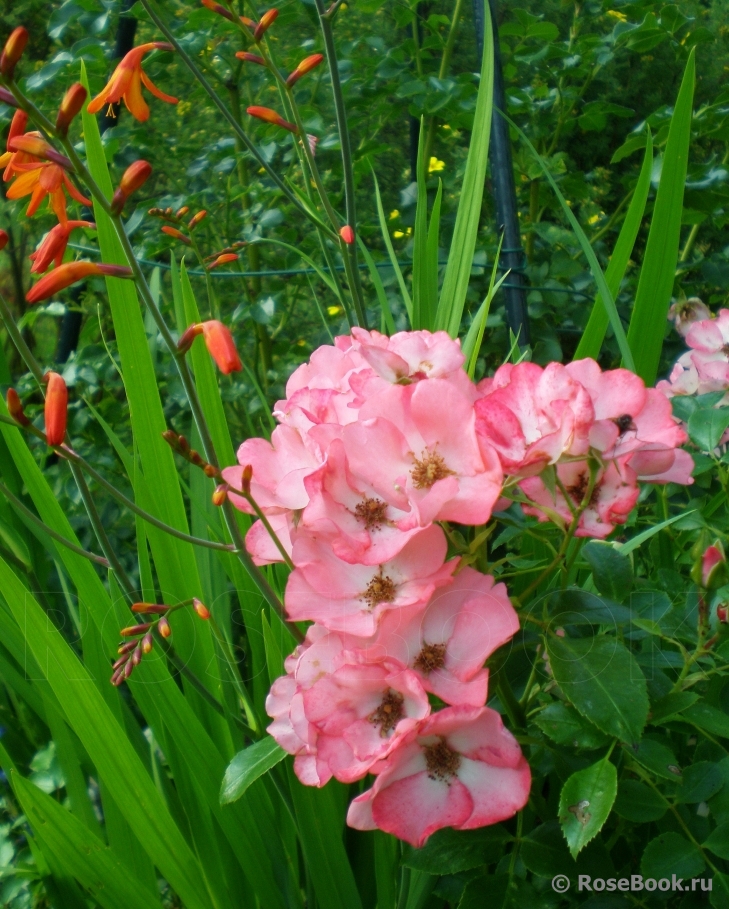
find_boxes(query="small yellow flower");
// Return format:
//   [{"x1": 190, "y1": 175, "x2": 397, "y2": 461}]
[
  {"x1": 389, "y1": 209, "x2": 400, "y2": 221},
  {"x1": 177, "y1": 100, "x2": 191, "y2": 117},
  {"x1": 587, "y1": 213, "x2": 600, "y2": 225},
  {"x1": 297, "y1": 339, "x2": 307, "y2": 347},
  {"x1": 606, "y1": 9, "x2": 627, "y2": 21},
  {"x1": 393, "y1": 230, "x2": 405, "y2": 239},
  {"x1": 327, "y1": 305, "x2": 342, "y2": 317},
  {"x1": 441, "y1": 124, "x2": 451, "y2": 131},
  {"x1": 428, "y1": 156, "x2": 445, "y2": 173}
]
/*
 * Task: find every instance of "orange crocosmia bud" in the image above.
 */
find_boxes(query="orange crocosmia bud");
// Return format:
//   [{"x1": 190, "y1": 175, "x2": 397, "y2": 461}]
[
  {"x1": 176, "y1": 205, "x2": 189, "y2": 217},
  {"x1": 120, "y1": 160, "x2": 152, "y2": 197},
  {"x1": 207, "y1": 252, "x2": 238, "y2": 270},
  {"x1": 254, "y1": 8, "x2": 278, "y2": 40},
  {"x1": 26, "y1": 261, "x2": 133, "y2": 304},
  {"x1": 141, "y1": 632, "x2": 154, "y2": 653},
  {"x1": 200, "y1": 0, "x2": 236, "y2": 20},
  {"x1": 339, "y1": 225, "x2": 355, "y2": 245},
  {"x1": 193, "y1": 598, "x2": 211, "y2": 620},
  {"x1": 87, "y1": 43, "x2": 177, "y2": 123},
  {"x1": 120, "y1": 622, "x2": 152, "y2": 637},
  {"x1": 6, "y1": 109, "x2": 28, "y2": 148},
  {"x1": 177, "y1": 322, "x2": 203, "y2": 354},
  {"x1": 242, "y1": 463, "x2": 253, "y2": 495},
  {"x1": 0, "y1": 27, "x2": 28, "y2": 78},
  {"x1": 201, "y1": 320, "x2": 242, "y2": 373},
  {"x1": 161, "y1": 225, "x2": 191, "y2": 245},
  {"x1": 212, "y1": 484, "x2": 228, "y2": 506},
  {"x1": 158, "y1": 616, "x2": 171, "y2": 638},
  {"x1": 235, "y1": 51, "x2": 266, "y2": 66},
  {"x1": 286, "y1": 53, "x2": 324, "y2": 87},
  {"x1": 6, "y1": 388, "x2": 29, "y2": 426},
  {"x1": 56, "y1": 83, "x2": 87, "y2": 136},
  {"x1": 247, "y1": 105, "x2": 297, "y2": 133},
  {"x1": 30, "y1": 220, "x2": 95, "y2": 274},
  {"x1": 188, "y1": 210, "x2": 207, "y2": 229},
  {"x1": 0, "y1": 229, "x2": 7, "y2": 252},
  {"x1": 240, "y1": 16, "x2": 256, "y2": 27},
  {"x1": 8, "y1": 135, "x2": 72, "y2": 168},
  {"x1": 43, "y1": 371, "x2": 68, "y2": 446}
]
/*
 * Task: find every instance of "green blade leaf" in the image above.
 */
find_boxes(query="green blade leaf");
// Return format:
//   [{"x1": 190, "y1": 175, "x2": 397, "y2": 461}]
[
  {"x1": 372, "y1": 169, "x2": 413, "y2": 322},
  {"x1": 626, "y1": 49, "x2": 696, "y2": 384},
  {"x1": 504, "y1": 114, "x2": 635, "y2": 372},
  {"x1": 574, "y1": 129, "x2": 653, "y2": 360},
  {"x1": 435, "y1": 1, "x2": 494, "y2": 337},
  {"x1": 546, "y1": 634, "x2": 648, "y2": 745},
  {"x1": 12, "y1": 773, "x2": 162, "y2": 909},
  {"x1": 558, "y1": 758, "x2": 617, "y2": 858},
  {"x1": 357, "y1": 237, "x2": 396, "y2": 334},
  {"x1": 220, "y1": 739, "x2": 286, "y2": 805}
]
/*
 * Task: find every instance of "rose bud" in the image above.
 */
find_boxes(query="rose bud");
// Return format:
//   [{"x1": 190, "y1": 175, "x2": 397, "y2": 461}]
[
  {"x1": 0, "y1": 27, "x2": 29, "y2": 79},
  {"x1": 286, "y1": 53, "x2": 324, "y2": 87},
  {"x1": 27, "y1": 261, "x2": 133, "y2": 303},
  {"x1": 254, "y1": 8, "x2": 278, "y2": 41},
  {"x1": 247, "y1": 105, "x2": 297, "y2": 133},
  {"x1": 6, "y1": 388, "x2": 29, "y2": 426},
  {"x1": 56, "y1": 83, "x2": 87, "y2": 136},
  {"x1": 339, "y1": 225, "x2": 355, "y2": 245},
  {"x1": 43, "y1": 371, "x2": 68, "y2": 446},
  {"x1": 0, "y1": 230, "x2": 8, "y2": 252},
  {"x1": 693, "y1": 542, "x2": 729, "y2": 590}
]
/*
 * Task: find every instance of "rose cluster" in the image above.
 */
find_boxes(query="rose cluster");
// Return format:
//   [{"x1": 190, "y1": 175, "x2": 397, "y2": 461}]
[
  {"x1": 223, "y1": 329, "x2": 692, "y2": 846},
  {"x1": 660, "y1": 303, "x2": 729, "y2": 402}
]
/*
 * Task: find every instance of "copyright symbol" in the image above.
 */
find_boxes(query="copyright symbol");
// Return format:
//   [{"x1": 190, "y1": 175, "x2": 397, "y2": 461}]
[{"x1": 552, "y1": 875, "x2": 570, "y2": 893}]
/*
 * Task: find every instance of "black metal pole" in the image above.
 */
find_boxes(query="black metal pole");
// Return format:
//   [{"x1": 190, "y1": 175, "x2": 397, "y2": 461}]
[
  {"x1": 474, "y1": 0, "x2": 530, "y2": 345},
  {"x1": 55, "y1": 0, "x2": 138, "y2": 364}
]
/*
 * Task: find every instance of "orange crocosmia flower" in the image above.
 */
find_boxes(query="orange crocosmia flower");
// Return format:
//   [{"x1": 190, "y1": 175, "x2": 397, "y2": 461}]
[
  {"x1": 6, "y1": 160, "x2": 91, "y2": 225},
  {"x1": 30, "y1": 220, "x2": 95, "y2": 274},
  {"x1": 87, "y1": 42, "x2": 178, "y2": 123}
]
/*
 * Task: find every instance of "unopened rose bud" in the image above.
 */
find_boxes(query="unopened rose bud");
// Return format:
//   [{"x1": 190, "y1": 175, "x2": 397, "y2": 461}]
[
  {"x1": 207, "y1": 252, "x2": 238, "y2": 270},
  {"x1": 193, "y1": 597, "x2": 211, "y2": 619},
  {"x1": 254, "y1": 8, "x2": 278, "y2": 41},
  {"x1": 212, "y1": 484, "x2": 227, "y2": 505},
  {"x1": 56, "y1": 83, "x2": 87, "y2": 136},
  {"x1": 235, "y1": 51, "x2": 266, "y2": 66},
  {"x1": 142, "y1": 632, "x2": 154, "y2": 653},
  {"x1": 201, "y1": 0, "x2": 236, "y2": 20},
  {"x1": 0, "y1": 27, "x2": 28, "y2": 79},
  {"x1": 120, "y1": 622, "x2": 153, "y2": 637},
  {"x1": 693, "y1": 542, "x2": 728, "y2": 590},
  {"x1": 43, "y1": 371, "x2": 67, "y2": 446},
  {"x1": 161, "y1": 225, "x2": 191, "y2": 245},
  {"x1": 286, "y1": 53, "x2": 324, "y2": 87},
  {"x1": 158, "y1": 616, "x2": 171, "y2": 638},
  {"x1": 201, "y1": 320, "x2": 242, "y2": 373},
  {"x1": 718, "y1": 605, "x2": 728, "y2": 624},
  {"x1": 242, "y1": 464, "x2": 252, "y2": 495},
  {"x1": 188, "y1": 210, "x2": 207, "y2": 229},
  {"x1": 339, "y1": 225, "x2": 355, "y2": 245},
  {"x1": 6, "y1": 388, "x2": 29, "y2": 426},
  {"x1": 247, "y1": 105, "x2": 297, "y2": 133}
]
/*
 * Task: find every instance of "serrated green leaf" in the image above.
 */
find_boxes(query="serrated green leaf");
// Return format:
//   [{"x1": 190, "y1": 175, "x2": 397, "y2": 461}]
[
  {"x1": 678, "y1": 762, "x2": 725, "y2": 804},
  {"x1": 704, "y1": 821, "x2": 729, "y2": 860},
  {"x1": 641, "y1": 832, "x2": 704, "y2": 880},
  {"x1": 534, "y1": 702, "x2": 610, "y2": 750},
  {"x1": 546, "y1": 634, "x2": 648, "y2": 744},
  {"x1": 688, "y1": 408, "x2": 729, "y2": 452},
  {"x1": 613, "y1": 780, "x2": 668, "y2": 822},
  {"x1": 559, "y1": 758, "x2": 617, "y2": 858},
  {"x1": 220, "y1": 739, "x2": 286, "y2": 805},
  {"x1": 583, "y1": 541, "x2": 633, "y2": 601}
]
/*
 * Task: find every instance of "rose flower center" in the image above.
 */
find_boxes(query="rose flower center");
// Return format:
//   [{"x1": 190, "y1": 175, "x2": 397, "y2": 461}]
[
  {"x1": 414, "y1": 642, "x2": 447, "y2": 675},
  {"x1": 411, "y1": 450, "x2": 455, "y2": 490},
  {"x1": 368, "y1": 688, "x2": 405, "y2": 737},
  {"x1": 361, "y1": 571, "x2": 397, "y2": 610},
  {"x1": 354, "y1": 496, "x2": 389, "y2": 531},
  {"x1": 613, "y1": 413, "x2": 636, "y2": 435},
  {"x1": 424, "y1": 737, "x2": 461, "y2": 781}
]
